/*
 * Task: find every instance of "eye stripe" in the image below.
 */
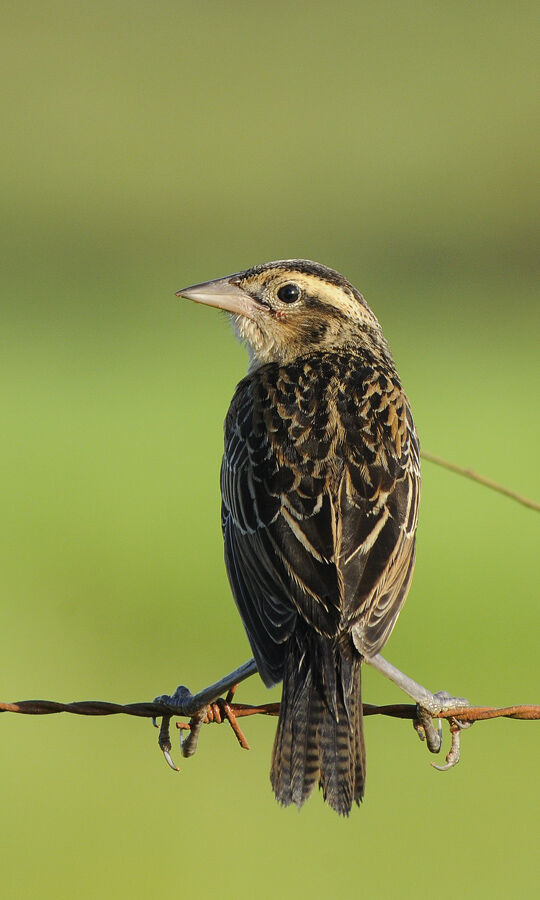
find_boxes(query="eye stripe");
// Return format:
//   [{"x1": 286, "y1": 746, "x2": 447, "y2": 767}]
[{"x1": 303, "y1": 293, "x2": 348, "y2": 321}]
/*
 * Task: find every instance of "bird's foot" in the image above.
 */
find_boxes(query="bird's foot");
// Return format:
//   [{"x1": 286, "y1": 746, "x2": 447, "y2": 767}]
[
  {"x1": 431, "y1": 716, "x2": 472, "y2": 771},
  {"x1": 152, "y1": 680, "x2": 251, "y2": 771},
  {"x1": 416, "y1": 689, "x2": 470, "y2": 718},
  {"x1": 152, "y1": 685, "x2": 205, "y2": 770},
  {"x1": 414, "y1": 692, "x2": 472, "y2": 768},
  {"x1": 153, "y1": 684, "x2": 195, "y2": 719}
]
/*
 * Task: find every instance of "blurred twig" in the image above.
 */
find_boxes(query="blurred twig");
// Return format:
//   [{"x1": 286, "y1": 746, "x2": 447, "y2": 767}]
[{"x1": 421, "y1": 450, "x2": 540, "y2": 512}]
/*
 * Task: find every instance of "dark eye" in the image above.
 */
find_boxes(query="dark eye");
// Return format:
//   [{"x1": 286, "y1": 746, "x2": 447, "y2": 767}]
[{"x1": 277, "y1": 283, "x2": 300, "y2": 304}]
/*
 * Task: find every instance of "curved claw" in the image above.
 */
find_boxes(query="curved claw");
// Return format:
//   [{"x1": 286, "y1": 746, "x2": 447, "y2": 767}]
[
  {"x1": 161, "y1": 745, "x2": 180, "y2": 771},
  {"x1": 432, "y1": 718, "x2": 463, "y2": 771},
  {"x1": 157, "y1": 714, "x2": 180, "y2": 772}
]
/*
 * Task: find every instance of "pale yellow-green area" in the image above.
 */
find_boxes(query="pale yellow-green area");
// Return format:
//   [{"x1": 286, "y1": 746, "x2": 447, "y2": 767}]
[{"x1": 1, "y1": 3, "x2": 538, "y2": 898}]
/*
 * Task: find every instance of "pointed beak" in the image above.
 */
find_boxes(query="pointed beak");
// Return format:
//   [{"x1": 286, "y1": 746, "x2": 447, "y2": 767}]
[{"x1": 176, "y1": 274, "x2": 255, "y2": 317}]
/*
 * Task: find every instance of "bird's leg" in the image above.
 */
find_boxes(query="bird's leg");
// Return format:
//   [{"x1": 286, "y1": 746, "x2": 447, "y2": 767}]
[
  {"x1": 365, "y1": 652, "x2": 469, "y2": 714},
  {"x1": 365, "y1": 653, "x2": 470, "y2": 757},
  {"x1": 153, "y1": 658, "x2": 258, "y2": 767},
  {"x1": 154, "y1": 657, "x2": 258, "y2": 716}
]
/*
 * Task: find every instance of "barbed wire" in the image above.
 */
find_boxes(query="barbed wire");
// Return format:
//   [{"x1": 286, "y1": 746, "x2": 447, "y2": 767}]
[
  {"x1": 1, "y1": 693, "x2": 538, "y2": 773},
  {"x1": 1, "y1": 697, "x2": 538, "y2": 721}
]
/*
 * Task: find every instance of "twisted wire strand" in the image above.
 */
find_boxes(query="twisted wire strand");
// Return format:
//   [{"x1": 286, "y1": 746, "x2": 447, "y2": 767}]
[{"x1": 1, "y1": 697, "x2": 538, "y2": 720}]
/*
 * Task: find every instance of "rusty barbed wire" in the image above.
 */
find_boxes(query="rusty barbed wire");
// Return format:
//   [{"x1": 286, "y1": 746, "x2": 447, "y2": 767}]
[
  {"x1": 1, "y1": 694, "x2": 538, "y2": 773},
  {"x1": 2, "y1": 697, "x2": 537, "y2": 721}
]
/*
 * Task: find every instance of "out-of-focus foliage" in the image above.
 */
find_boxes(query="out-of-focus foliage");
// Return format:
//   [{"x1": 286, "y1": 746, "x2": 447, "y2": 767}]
[{"x1": 1, "y1": 3, "x2": 538, "y2": 898}]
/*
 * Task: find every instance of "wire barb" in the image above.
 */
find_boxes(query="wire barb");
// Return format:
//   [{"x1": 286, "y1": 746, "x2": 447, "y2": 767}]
[{"x1": 177, "y1": 691, "x2": 251, "y2": 751}]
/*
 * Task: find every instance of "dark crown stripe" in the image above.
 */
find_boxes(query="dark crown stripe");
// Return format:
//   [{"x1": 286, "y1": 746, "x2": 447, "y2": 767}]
[{"x1": 241, "y1": 259, "x2": 369, "y2": 309}]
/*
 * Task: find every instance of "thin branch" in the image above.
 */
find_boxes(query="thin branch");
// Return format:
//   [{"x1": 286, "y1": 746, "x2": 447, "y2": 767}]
[{"x1": 421, "y1": 450, "x2": 540, "y2": 512}]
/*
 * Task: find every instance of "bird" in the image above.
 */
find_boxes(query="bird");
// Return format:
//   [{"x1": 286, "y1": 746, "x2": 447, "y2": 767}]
[{"x1": 176, "y1": 259, "x2": 421, "y2": 815}]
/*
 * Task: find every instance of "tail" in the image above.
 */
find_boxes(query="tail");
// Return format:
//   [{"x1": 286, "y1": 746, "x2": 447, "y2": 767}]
[{"x1": 270, "y1": 631, "x2": 365, "y2": 816}]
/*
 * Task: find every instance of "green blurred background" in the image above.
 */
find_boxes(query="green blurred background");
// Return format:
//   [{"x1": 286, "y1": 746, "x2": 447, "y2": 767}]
[{"x1": 1, "y1": 2, "x2": 538, "y2": 898}]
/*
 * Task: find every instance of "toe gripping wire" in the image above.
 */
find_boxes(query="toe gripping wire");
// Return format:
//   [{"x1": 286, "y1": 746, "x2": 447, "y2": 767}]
[
  {"x1": 155, "y1": 685, "x2": 250, "y2": 771},
  {"x1": 413, "y1": 706, "x2": 474, "y2": 771}
]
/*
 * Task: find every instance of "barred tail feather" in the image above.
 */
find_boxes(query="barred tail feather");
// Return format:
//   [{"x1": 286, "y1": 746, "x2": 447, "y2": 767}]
[{"x1": 270, "y1": 633, "x2": 365, "y2": 816}]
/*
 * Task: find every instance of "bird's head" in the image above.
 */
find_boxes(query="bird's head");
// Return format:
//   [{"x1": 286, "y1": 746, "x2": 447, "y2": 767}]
[{"x1": 176, "y1": 259, "x2": 391, "y2": 369}]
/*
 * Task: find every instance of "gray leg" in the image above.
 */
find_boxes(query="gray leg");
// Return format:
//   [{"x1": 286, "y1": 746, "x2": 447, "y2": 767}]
[
  {"x1": 365, "y1": 653, "x2": 468, "y2": 714},
  {"x1": 365, "y1": 653, "x2": 469, "y2": 755},
  {"x1": 154, "y1": 658, "x2": 258, "y2": 717}
]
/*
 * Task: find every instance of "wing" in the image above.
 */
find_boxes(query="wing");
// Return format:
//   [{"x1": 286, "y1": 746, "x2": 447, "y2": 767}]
[
  {"x1": 335, "y1": 367, "x2": 421, "y2": 657},
  {"x1": 221, "y1": 366, "x2": 344, "y2": 687}
]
